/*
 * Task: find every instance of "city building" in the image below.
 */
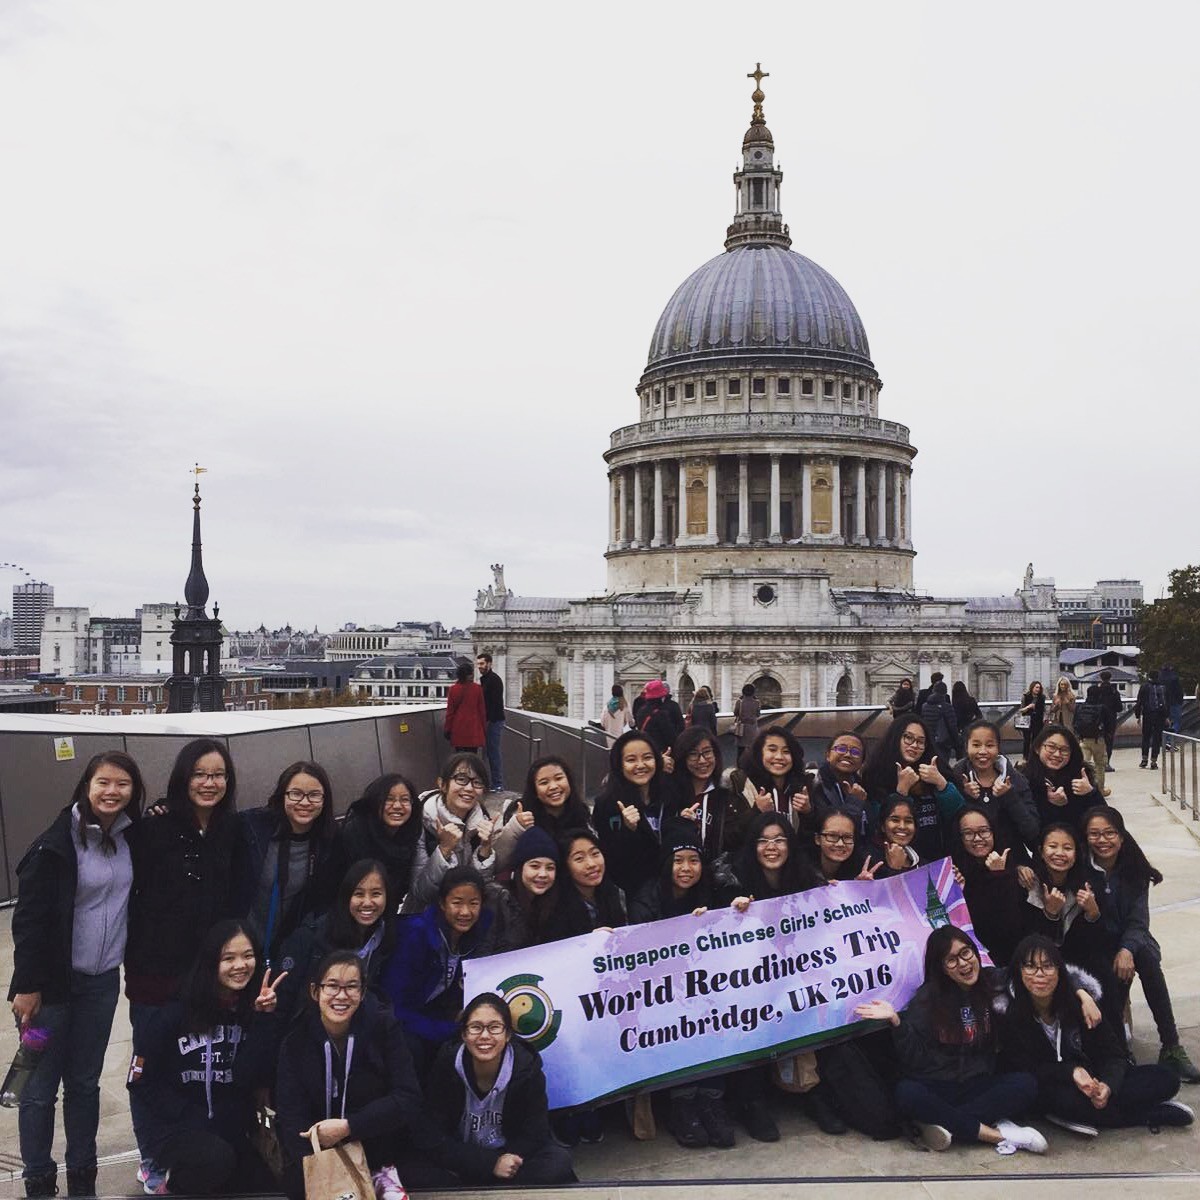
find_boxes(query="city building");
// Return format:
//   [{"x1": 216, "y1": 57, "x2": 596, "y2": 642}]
[
  {"x1": 325, "y1": 621, "x2": 471, "y2": 661},
  {"x1": 471, "y1": 71, "x2": 1067, "y2": 718},
  {"x1": 255, "y1": 659, "x2": 367, "y2": 705},
  {"x1": 0, "y1": 655, "x2": 39, "y2": 680},
  {"x1": 0, "y1": 614, "x2": 12, "y2": 650},
  {"x1": 1053, "y1": 578, "x2": 1143, "y2": 649},
  {"x1": 352, "y1": 654, "x2": 461, "y2": 704},
  {"x1": 13, "y1": 581, "x2": 53, "y2": 654},
  {"x1": 38, "y1": 672, "x2": 267, "y2": 716},
  {"x1": 39, "y1": 605, "x2": 179, "y2": 678}
]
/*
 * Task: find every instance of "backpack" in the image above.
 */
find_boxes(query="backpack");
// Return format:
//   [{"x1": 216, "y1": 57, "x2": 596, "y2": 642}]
[
  {"x1": 1143, "y1": 684, "x2": 1166, "y2": 716},
  {"x1": 1075, "y1": 702, "x2": 1104, "y2": 739}
]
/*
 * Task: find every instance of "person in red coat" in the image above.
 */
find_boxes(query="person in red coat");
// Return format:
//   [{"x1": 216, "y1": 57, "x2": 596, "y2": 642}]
[{"x1": 444, "y1": 663, "x2": 487, "y2": 752}]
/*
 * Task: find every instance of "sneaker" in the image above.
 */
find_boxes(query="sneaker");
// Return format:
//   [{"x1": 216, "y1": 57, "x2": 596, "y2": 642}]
[
  {"x1": 1107, "y1": 762, "x2": 1115, "y2": 771},
  {"x1": 803, "y1": 1087, "x2": 847, "y2": 1135},
  {"x1": 23, "y1": 1176, "x2": 58, "y2": 1199},
  {"x1": 137, "y1": 1163, "x2": 169, "y2": 1196},
  {"x1": 1147, "y1": 1100, "x2": 1194, "y2": 1129},
  {"x1": 372, "y1": 1165, "x2": 408, "y2": 1200},
  {"x1": 1045, "y1": 1112, "x2": 1099, "y2": 1137},
  {"x1": 696, "y1": 1096, "x2": 737, "y2": 1148},
  {"x1": 66, "y1": 1167, "x2": 97, "y2": 1198},
  {"x1": 1139, "y1": 761, "x2": 1148, "y2": 769},
  {"x1": 995, "y1": 1119, "x2": 1047, "y2": 1153},
  {"x1": 917, "y1": 1122, "x2": 952, "y2": 1151},
  {"x1": 666, "y1": 1096, "x2": 708, "y2": 1149},
  {"x1": 1150, "y1": 760, "x2": 1158, "y2": 770},
  {"x1": 736, "y1": 1098, "x2": 780, "y2": 1142},
  {"x1": 1160, "y1": 1045, "x2": 1200, "y2": 1084}
]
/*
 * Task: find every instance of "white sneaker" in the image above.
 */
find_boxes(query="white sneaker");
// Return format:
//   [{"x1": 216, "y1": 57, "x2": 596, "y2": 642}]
[
  {"x1": 996, "y1": 1119, "x2": 1047, "y2": 1153},
  {"x1": 917, "y1": 1122, "x2": 952, "y2": 1151},
  {"x1": 373, "y1": 1164, "x2": 409, "y2": 1200},
  {"x1": 1045, "y1": 1112, "x2": 1099, "y2": 1137}
]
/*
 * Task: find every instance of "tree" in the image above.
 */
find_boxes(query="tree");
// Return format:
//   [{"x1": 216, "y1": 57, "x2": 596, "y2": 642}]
[
  {"x1": 1140, "y1": 565, "x2": 1200, "y2": 691},
  {"x1": 520, "y1": 671, "x2": 568, "y2": 715}
]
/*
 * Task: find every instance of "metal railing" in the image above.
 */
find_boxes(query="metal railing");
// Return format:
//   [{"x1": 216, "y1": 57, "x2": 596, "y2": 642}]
[{"x1": 1162, "y1": 732, "x2": 1200, "y2": 821}]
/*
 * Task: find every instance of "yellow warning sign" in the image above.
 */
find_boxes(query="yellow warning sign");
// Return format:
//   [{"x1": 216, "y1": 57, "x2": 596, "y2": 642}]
[{"x1": 54, "y1": 737, "x2": 76, "y2": 762}]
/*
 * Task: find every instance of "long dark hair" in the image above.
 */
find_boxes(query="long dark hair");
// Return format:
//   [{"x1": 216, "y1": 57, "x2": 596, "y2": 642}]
[
  {"x1": 556, "y1": 827, "x2": 625, "y2": 927},
  {"x1": 181, "y1": 919, "x2": 261, "y2": 1034},
  {"x1": 266, "y1": 760, "x2": 336, "y2": 840},
  {"x1": 598, "y1": 730, "x2": 668, "y2": 812},
  {"x1": 862, "y1": 715, "x2": 936, "y2": 798},
  {"x1": 350, "y1": 773, "x2": 421, "y2": 844},
  {"x1": 1082, "y1": 805, "x2": 1163, "y2": 889},
  {"x1": 327, "y1": 859, "x2": 392, "y2": 950},
  {"x1": 515, "y1": 755, "x2": 590, "y2": 829},
  {"x1": 950, "y1": 805, "x2": 999, "y2": 875},
  {"x1": 1025, "y1": 724, "x2": 1090, "y2": 789},
  {"x1": 673, "y1": 725, "x2": 724, "y2": 782},
  {"x1": 733, "y1": 811, "x2": 825, "y2": 898},
  {"x1": 920, "y1": 925, "x2": 992, "y2": 1046},
  {"x1": 1033, "y1": 822, "x2": 1087, "y2": 891},
  {"x1": 165, "y1": 738, "x2": 236, "y2": 828},
  {"x1": 739, "y1": 725, "x2": 807, "y2": 794},
  {"x1": 71, "y1": 751, "x2": 145, "y2": 850},
  {"x1": 1007, "y1": 935, "x2": 1079, "y2": 1029}
]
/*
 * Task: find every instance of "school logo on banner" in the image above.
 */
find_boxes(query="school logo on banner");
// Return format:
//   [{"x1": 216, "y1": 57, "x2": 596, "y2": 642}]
[{"x1": 497, "y1": 972, "x2": 562, "y2": 1052}]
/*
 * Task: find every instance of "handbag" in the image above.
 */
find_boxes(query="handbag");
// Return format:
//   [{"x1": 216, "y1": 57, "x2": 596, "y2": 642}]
[
  {"x1": 1013, "y1": 713, "x2": 1031, "y2": 730},
  {"x1": 251, "y1": 1106, "x2": 284, "y2": 1182},
  {"x1": 302, "y1": 1128, "x2": 374, "y2": 1200},
  {"x1": 770, "y1": 1049, "x2": 819, "y2": 1093}
]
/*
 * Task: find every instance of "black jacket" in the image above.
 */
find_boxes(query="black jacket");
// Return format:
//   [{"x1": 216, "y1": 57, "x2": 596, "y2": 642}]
[
  {"x1": 893, "y1": 974, "x2": 1000, "y2": 1084},
  {"x1": 638, "y1": 699, "x2": 685, "y2": 754},
  {"x1": 335, "y1": 801, "x2": 419, "y2": 910},
  {"x1": 424, "y1": 1039, "x2": 555, "y2": 1183},
  {"x1": 999, "y1": 999, "x2": 1128, "y2": 1096},
  {"x1": 9, "y1": 805, "x2": 134, "y2": 1005},
  {"x1": 591, "y1": 790, "x2": 661, "y2": 893},
  {"x1": 125, "y1": 809, "x2": 239, "y2": 998},
  {"x1": 541, "y1": 881, "x2": 627, "y2": 943},
  {"x1": 688, "y1": 700, "x2": 718, "y2": 735},
  {"x1": 276, "y1": 999, "x2": 425, "y2": 1175},
  {"x1": 480, "y1": 669, "x2": 505, "y2": 723},
  {"x1": 948, "y1": 759, "x2": 1039, "y2": 867},
  {"x1": 955, "y1": 859, "x2": 1030, "y2": 967}
]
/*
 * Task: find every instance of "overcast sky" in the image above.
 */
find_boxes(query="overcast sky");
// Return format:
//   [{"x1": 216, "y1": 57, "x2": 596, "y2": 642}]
[{"x1": 2, "y1": 1, "x2": 1196, "y2": 631}]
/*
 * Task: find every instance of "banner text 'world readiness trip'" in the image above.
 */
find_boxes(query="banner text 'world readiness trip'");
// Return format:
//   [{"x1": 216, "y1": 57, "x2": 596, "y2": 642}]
[{"x1": 463, "y1": 857, "x2": 983, "y2": 1108}]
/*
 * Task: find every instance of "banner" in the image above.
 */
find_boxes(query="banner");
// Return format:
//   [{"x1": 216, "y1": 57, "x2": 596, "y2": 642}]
[{"x1": 463, "y1": 858, "x2": 983, "y2": 1108}]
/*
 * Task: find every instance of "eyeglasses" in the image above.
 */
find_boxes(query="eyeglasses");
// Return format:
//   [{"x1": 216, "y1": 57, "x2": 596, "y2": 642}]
[
  {"x1": 830, "y1": 744, "x2": 863, "y2": 758},
  {"x1": 1020, "y1": 962, "x2": 1057, "y2": 978},
  {"x1": 285, "y1": 789, "x2": 325, "y2": 804},
  {"x1": 383, "y1": 796, "x2": 412, "y2": 808},
  {"x1": 191, "y1": 770, "x2": 227, "y2": 783},
  {"x1": 686, "y1": 748, "x2": 716, "y2": 762},
  {"x1": 319, "y1": 981, "x2": 362, "y2": 997},
  {"x1": 819, "y1": 833, "x2": 855, "y2": 846},
  {"x1": 450, "y1": 774, "x2": 486, "y2": 790},
  {"x1": 1041, "y1": 743, "x2": 1071, "y2": 758},
  {"x1": 757, "y1": 835, "x2": 788, "y2": 848},
  {"x1": 1086, "y1": 828, "x2": 1120, "y2": 841},
  {"x1": 960, "y1": 829, "x2": 992, "y2": 842},
  {"x1": 943, "y1": 948, "x2": 977, "y2": 969},
  {"x1": 464, "y1": 1021, "x2": 507, "y2": 1038},
  {"x1": 900, "y1": 733, "x2": 926, "y2": 747}
]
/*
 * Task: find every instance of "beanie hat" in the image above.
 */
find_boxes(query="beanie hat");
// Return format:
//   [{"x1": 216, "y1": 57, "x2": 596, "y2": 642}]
[
  {"x1": 510, "y1": 825, "x2": 560, "y2": 872},
  {"x1": 644, "y1": 678, "x2": 668, "y2": 700},
  {"x1": 664, "y1": 826, "x2": 703, "y2": 860}
]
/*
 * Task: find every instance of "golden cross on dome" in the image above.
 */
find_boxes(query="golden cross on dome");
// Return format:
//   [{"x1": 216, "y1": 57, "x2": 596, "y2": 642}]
[{"x1": 747, "y1": 63, "x2": 769, "y2": 122}]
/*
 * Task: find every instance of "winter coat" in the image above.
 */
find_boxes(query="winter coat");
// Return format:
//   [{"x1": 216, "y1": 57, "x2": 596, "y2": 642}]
[
  {"x1": 382, "y1": 903, "x2": 496, "y2": 1048},
  {"x1": 954, "y1": 858, "x2": 1030, "y2": 967},
  {"x1": 662, "y1": 779, "x2": 746, "y2": 862},
  {"x1": 1085, "y1": 858, "x2": 1158, "y2": 959},
  {"x1": 893, "y1": 975, "x2": 1000, "y2": 1084},
  {"x1": 445, "y1": 680, "x2": 487, "y2": 748},
  {"x1": 948, "y1": 756, "x2": 1039, "y2": 866},
  {"x1": 128, "y1": 999, "x2": 274, "y2": 1157},
  {"x1": 401, "y1": 793, "x2": 497, "y2": 914},
  {"x1": 1023, "y1": 879, "x2": 1111, "y2": 973},
  {"x1": 9, "y1": 805, "x2": 134, "y2": 1006},
  {"x1": 637, "y1": 698, "x2": 684, "y2": 754},
  {"x1": 480, "y1": 669, "x2": 505, "y2": 723},
  {"x1": 688, "y1": 700, "x2": 719, "y2": 735},
  {"x1": 540, "y1": 881, "x2": 627, "y2": 943},
  {"x1": 494, "y1": 796, "x2": 594, "y2": 874},
  {"x1": 599, "y1": 702, "x2": 633, "y2": 743},
  {"x1": 276, "y1": 999, "x2": 424, "y2": 1174},
  {"x1": 920, "y1": 692, "x2": 961, "y2": 759},
  {"x1": 732, "y1": 696, "x2": 761, "y2": 743},
  {"x1": 591, "y1": 788, "x2": 662, "y2": 894},
  {"x1": 1050, "y1": 691, "x2": 1076, "y2": 730},
  {"x1": 423, "y1": 1040, "x2": 556, "y2": 1183},
  {"x1": 125, "y1": 809, "x2": 239, "y2": 1003},
  {"x1": 334, "y1": 800, "x2": 420, "y2": 911}
]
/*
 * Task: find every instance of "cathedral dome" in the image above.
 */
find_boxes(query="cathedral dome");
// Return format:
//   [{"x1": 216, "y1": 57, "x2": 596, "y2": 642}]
[{"x1": 645, "y1": 244, "x2": 874, "y2": 373}]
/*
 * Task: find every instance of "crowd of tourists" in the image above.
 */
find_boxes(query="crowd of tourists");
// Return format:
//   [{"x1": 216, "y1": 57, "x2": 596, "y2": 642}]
[{"x1": 7, "y1": 700, "x2": 1198, "y2": 1196}]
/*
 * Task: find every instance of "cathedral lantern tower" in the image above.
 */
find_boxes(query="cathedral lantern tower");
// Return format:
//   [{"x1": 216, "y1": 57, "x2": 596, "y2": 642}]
[
  {"x1": 604, "y1": 64, "x2": 916, "y2": 592},
  {"x1": 166, "y1": 469, "x2": 226, "y2": 713}
]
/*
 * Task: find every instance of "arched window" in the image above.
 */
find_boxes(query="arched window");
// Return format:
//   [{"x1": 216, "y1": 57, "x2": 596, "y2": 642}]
[
  {"x1": 677, "y1": 672, "x2": 695, "y2": 710},
  {"x1": 835, "y1": 673, "x2": 853, "y2": 707},
  {"x1": 749, "y1": 674, "x2": 782, "y2": 711}
]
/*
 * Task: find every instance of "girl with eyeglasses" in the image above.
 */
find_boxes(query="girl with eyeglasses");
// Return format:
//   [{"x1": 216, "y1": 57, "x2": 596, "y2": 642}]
[
  {"x1": 403, "y1": 753, "x2": 497, "y2": 914},
  {"x1": 591, "y1": 731, "x2": 666, "y2": 894},
  {"x1": 492, "y1": 756, "x2": 591, "y2": 874},
  {"x1": 10, "y1": 752, "x2": 145, "y2": 1199},
  {"x1": 336, "y1": 774, "x2": 421, "y2": 911},
  {"x1": 950, "y1": 807, "x2": 1029, "y2": 967},
  {"x1": 277, "y1": 950, "x2": 433, "y2": 1200},
  {"x1": 806, "y1": 731, "x2": 869, "y2": 838},
  {"x1": 854, "y1": 926, "x2": 1045, "y2": 1155},
  {"x1": 1081, "y1": 806, "x2": 1200, "y2": 1083},
  {"x1": 810, "y1": 809, "x2": 876, "y2": 882},
  {"x1": 663, "y1": 728, "x2": 742, "y2": 861},
  {"x1": 727, "y1": 725, "x2": 812, "y2": 832},
  {"x1": 128, "y1": 921, "x2": 283, "y2": 1195},
  {"x1": 1022, "y1": 725, "x2": 1099, "y2": 831},
  {"x1": 236, "y1": 761, "x2": 339, "y2": 967},
  {"x1": 384, "y1": 866, "x2": 495, "y2": 1079},
  {"x1": 949, "y1": 720, "x2": 1040, "y2": 885},
  {"x1": 126, "y1": 740, "x2": 242, "y2": 1192},
  {"x1": 998, "y1": 935, "x2": 1192, "y2": 1135},
  {"x1": 422, "y1": 994, "x2": 576, "y2": 1186},
  {"x1": 862, "y1": 716, "x2": 965, "y2": 863}
]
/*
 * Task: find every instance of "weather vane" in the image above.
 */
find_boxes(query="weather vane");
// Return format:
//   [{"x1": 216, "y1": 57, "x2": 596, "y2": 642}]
[{"x1": 192, "y1": 462, "x2": 207, "y2": 501}]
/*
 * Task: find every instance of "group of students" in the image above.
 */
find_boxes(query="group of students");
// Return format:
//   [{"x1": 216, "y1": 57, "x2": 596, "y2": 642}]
[{"x1": 7, "y1": 714, "x2": 1198, "y2": 1197}]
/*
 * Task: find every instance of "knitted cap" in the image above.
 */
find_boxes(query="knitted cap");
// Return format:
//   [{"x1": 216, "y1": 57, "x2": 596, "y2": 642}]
[{"x1": 511, "y1": 825, "x2": 560, "y2": 870}]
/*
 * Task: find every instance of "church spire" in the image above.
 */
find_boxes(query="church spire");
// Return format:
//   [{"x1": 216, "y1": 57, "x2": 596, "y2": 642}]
[
  {"x1": 724, "y1": 63, "x2": 791, "y2": 251},
  {"x1": 184, "y1": 465, "x2": 210, "y2": 618}
]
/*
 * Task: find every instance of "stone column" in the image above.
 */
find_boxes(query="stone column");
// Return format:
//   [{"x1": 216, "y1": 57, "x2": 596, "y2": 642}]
[
  {"x1": 875, "y1": 461, "x2": 887, "y2": 543},
  {"x1": 651, "y1": 461, "x2": 664, "y2": 547},
  {"x1": 600, "y1": 652, "x2": 615, "y2": 708},
  {"x1": 582, "y1": 654, "x2": 597, "y2": 722},
  {"x1": 892, "y1": 466, "x2": 902, "y2": 545},
  {"x1": 769, "y1": 454, "x2": 782, "y2": 543},
  {"x1": 608, "y1": 473, "x2": 618, "y2": 550},
  {"x1": 632, "y1": 464, "x2": 644, "y2": 548},
  {"x1": 856, "y1": 459, "x2": 867, "y2": 542},
  {"x1": 801, "y1": 457, "x2": 812, "y2": 537},
  {"x1": 903, "y1": 469, "x2": 913, "y2": 547},
  {"x1": 830, "y1": 459, "x2": 841, "y2": 541},
  {"x1": 678, "y1": 459, "x2": 687, "y2": 543},
  {"x1": 719, "y1": 657, "x2": 732, "y2": 711},
  {"x1": 737, "y1": 455, "x2": 750, "y2": 544},
  {"x1": 617, "y1": 469, "x2": 628, "y2": 548},
  {"x1": 706, "y1": 458, "x2": 719, "y2": 544}
]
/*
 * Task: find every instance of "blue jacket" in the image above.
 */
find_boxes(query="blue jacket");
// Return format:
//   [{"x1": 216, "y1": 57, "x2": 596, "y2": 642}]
[{"x1": 382, "y1": 904, "x2": 495, "y2": 1046}]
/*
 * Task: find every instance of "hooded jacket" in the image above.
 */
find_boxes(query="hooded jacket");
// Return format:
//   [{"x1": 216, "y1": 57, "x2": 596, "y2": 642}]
[
  {"x1": 948, "y1": 756, "x2": 1039, "y2": 867},
  {"x1": 335, "y1": 798, "x2": 421, "y2": 909},
  {"x1": 893, "y1": 973, "x2": 1002, "y2": 1084},
  {"x1": 401, "y1": 793, "x2": 497, "y2": 914}
]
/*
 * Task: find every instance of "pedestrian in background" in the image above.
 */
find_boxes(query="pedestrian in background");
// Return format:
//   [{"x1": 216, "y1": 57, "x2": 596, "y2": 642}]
[{"x1": 477, "y1": 653, "x2": 506, "y2": 791}]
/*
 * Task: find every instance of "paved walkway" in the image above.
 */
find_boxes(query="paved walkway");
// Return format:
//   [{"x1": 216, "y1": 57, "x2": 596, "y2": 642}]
[{"x1": 1, "y1": 748, "x2": 1197, "y2": 1197}]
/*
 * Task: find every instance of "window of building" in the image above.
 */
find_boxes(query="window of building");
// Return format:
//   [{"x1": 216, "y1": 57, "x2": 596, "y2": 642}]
[
  {"x1": 751, "y1": 178, "x2": 764, "y2": 207},
  {"x1": 654, "y1": 388, "x2": 661, "y2": 405},
  {"x1": 117, "y1": 687, "x2": 126, "y2": 702},
  {"x1": 704, "y1": 379, "x2": 717, "y2": 397},
  {"x1": 728, "y1": 377, "x2": 742, "y2": 395},
  {"x1": 857, "y1": 384, "x2": 864, "y2": 401},
  {"x1": 752, "y1": 377, "x2": 765, "y2": 395},
  {"x1": 777, "y1": 377, "x2": 790, "y2": 395},
  {"x1": 97, "y1": 687, "x2": 107, "y2": 701},
  {"x1": 823, "y1": 380, "x2": 834, "y2": 398},
  {"x1": 684, "y1": 382, "x2": 695, "y2": 399},
  {"x1": 842, "y1": 382, "x2": 852, "y2": 399},
  {"x1": 667, "y1": 385, "x2": 675, "y2": 403},
  {"x1": 801, "y1": 378, "x2": 814, "y2": 395}
]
